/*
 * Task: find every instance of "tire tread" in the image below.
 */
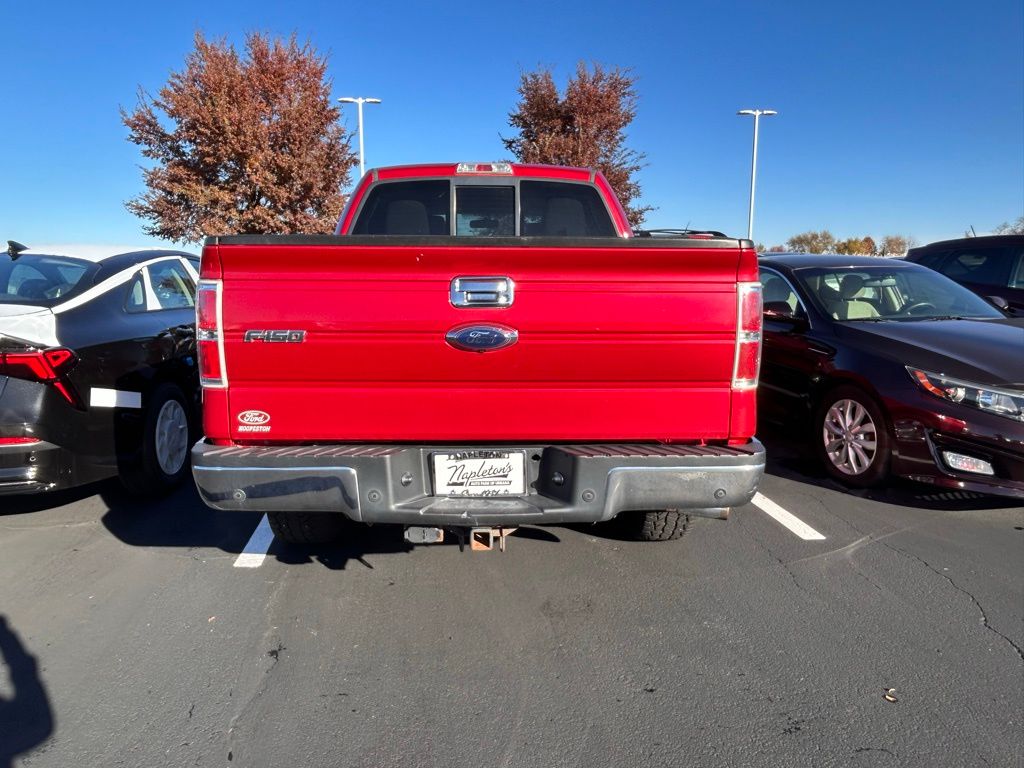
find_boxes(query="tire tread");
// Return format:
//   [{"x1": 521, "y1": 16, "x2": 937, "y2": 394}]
[
  {"x1": 267, "y1": 512, "x2": 346, "y2": 544},
  {"x1": 634, "y1": 510, "x2": 691, "y2": 541}
]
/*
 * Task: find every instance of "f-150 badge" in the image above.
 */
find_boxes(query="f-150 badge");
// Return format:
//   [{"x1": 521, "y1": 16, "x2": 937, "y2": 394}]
[
  {"x1": 243, "y1": 330, "x2": 306, "y2": 343},
  {"x1": 445, "y1": 324, "x2": 518, "y2": 353}
]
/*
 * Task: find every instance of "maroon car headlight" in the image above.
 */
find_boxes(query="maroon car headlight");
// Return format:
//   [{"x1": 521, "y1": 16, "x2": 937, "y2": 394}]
[{"x1": 907, "y1": 367, "x2": 1024, "y2": 422}]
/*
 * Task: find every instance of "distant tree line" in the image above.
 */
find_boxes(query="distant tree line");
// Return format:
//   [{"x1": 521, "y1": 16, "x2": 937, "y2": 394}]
[{"x1": 756, "y1": 231, "x2": 917, "y2": 256}]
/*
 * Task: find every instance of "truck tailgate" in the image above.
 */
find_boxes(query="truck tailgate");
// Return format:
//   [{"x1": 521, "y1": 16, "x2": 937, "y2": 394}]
[{"x1": 210, "y1": 240, "x2": 745, "y2": 442}]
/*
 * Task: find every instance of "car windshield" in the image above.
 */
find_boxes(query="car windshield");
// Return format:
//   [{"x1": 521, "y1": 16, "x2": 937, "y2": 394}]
[
  {"x1": 0, "y1": 255, "x2": 91, "y2": 306},
  {"x1": 793, "y1": 264, "x2": 1004, "y2": 321}
]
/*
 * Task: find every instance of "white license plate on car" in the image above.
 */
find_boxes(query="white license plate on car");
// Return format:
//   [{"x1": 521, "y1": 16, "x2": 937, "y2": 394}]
[{"x1": 432, "y1": 451, "x2": 527, "y2": 497}]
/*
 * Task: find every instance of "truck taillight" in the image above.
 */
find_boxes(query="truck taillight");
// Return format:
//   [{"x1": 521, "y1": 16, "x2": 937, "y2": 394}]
[
  {"x1": 732, "y1": 281, "x2": 763, "y2": 390},
  {"x1": 196, "y1": 280, "x2": 227, "y2": 388},
  {"x1": 0, "y1": 347, "x2": 81, "y2": 406}
]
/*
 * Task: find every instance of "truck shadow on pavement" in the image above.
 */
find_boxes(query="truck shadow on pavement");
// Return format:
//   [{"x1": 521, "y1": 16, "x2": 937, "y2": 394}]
[
  {"x1": 271, "y1": 524, "x2": 563, "y2": 569},
  {"x1": 98, "y1": 481, "x2": 265, "y2": 554},
  {"x1": 0, "y1": 615, "x2": 53, "y2": 768},
  {"x1": 758, "y1": 428, "x2": 1022, "y2": 512},
  {"x1": 272, "y1": 524, "x2": 414, "y2": 570}
]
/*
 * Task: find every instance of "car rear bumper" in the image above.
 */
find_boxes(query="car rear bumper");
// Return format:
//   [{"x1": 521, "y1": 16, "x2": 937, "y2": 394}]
[
  {"x1": 0, "y1": 439, "x2": 66, "y2": 494},
  {"x1": 192, "y1": 440, "x2": 765, "y2": 526}
]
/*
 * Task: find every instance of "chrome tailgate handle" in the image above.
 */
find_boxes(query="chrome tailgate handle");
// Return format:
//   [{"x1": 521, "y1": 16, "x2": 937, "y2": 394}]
[{"x1": 450, "y1": 276, "x2": 515, "y2": 307}]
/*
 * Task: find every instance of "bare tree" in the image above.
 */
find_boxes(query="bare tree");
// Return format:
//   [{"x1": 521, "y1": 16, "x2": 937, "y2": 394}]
[
  {"x1": 994, "y1": 216, "x2": 1024, "y2": 235},
  {"x1": 123, "y1": 32, "x2": 357, "y2": 242}
]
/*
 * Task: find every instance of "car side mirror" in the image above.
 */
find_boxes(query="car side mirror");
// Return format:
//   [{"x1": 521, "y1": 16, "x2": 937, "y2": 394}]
[
  {"x1": 764, "y1": 301, "x2": 807, "y2": 329},
  {"x1": 764, "y1": 301, "x2": 794, "y2": 317},
  {"x1": 985, "y1": 295, "x2": 1009, "y2": 311},
  {"x1": 765, "y1": 303, "x2": 802, "y2": 331}
]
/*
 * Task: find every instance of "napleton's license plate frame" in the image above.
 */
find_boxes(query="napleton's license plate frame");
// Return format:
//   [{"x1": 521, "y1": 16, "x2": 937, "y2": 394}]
[{"x1": 431, "y1": 450, "x2": 527, "y2": 497}]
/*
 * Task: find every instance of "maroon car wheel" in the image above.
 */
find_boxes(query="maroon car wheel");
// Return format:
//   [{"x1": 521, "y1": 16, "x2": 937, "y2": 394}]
[{"x1": 815, "y1": 386, "x2": 892, "y2": 488}]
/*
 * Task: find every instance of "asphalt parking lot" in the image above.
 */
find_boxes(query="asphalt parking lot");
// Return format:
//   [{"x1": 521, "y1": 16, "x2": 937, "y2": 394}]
[{"x1": 1, "y1": 430, "x2": 1021, "y2": 768}]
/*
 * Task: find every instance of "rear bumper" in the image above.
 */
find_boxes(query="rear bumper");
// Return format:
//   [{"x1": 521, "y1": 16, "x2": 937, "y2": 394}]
[
  {"x1": 192, "y1": 440, "x2": 765, "y2": 526},
  {"x1": 0, "y1": 440, "x2": 65, "y2": 494}
]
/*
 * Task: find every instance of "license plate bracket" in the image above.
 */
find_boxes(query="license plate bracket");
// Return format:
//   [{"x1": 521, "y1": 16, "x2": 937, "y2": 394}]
[{"x1": 431, "y1": 450, "x2": 527, "y2": 497}]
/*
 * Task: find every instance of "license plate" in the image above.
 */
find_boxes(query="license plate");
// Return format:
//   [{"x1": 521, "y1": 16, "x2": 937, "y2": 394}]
[{"x1": 432, "y1": 451, "x2": 527, "y2": 497}]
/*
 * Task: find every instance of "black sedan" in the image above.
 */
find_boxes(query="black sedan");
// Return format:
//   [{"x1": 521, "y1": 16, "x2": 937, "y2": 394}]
[
  {"x1": 1, "y1": 242, "x2": 200, "y2": 494},
  {"x1": 757, "y1": 253, "x2": 1024, "y2": 498}
]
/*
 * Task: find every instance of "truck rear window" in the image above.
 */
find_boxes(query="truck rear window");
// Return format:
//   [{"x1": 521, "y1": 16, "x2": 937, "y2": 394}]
[
  {"x1": 520, "y1": 181, "x2": 615, "y2": 237},
  {"x1": 456, "y1": 187, "x2": 515, "y2": 236},
  {"x1": 350, "y1": 179, "x2": 615, "y2": 237},
  {"x1": 350, "y1": 180, "x2": 451, "y2": 236}
]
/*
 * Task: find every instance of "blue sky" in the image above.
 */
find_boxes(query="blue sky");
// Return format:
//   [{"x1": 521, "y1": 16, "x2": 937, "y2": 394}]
[{"x1": 2, "y1": 0, "x2": 1022, "y2": 251}]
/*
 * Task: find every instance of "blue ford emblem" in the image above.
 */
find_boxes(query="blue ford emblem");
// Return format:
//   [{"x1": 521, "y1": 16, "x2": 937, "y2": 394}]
[{"x1": 445, "y1": 324, "x2": 518, "y2": 352}]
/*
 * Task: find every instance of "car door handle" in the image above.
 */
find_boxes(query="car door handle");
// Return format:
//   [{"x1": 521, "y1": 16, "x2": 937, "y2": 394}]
[{"x1": 450, "y1": 277, "x2": 515, "y2": 307}]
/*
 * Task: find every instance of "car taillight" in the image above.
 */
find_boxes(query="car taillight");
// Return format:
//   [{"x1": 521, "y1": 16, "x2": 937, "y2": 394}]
[
  {"x1": 196, "y1": 280, "x2": 227, "y2": 388},
  {"x1": 732, "y1": 281, "x2": 763, "y2": 389},
  {"x1": 0, "y1": 436, "x2": 41, "y2": 446},
  {"x1": 0, "y1": 347, "x2": 81, "y2": 406}
]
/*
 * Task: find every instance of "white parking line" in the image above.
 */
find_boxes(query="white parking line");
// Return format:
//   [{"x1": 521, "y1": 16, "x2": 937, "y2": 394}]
[
  {"x1": 751, "y1": 493, "x2": 826, "y2": 540},
  {"x1": 233, "y1": 515, "x2": 274, "y2": 568}
]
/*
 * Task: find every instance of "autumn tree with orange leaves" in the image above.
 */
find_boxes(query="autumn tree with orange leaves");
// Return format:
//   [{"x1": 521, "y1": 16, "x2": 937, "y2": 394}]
[
  {"x1": 122, "y1": 32, "x2": 357, "y2": 242},
  {"x1": 503, "y1": 64, "x2": 652, "y2": 228}
]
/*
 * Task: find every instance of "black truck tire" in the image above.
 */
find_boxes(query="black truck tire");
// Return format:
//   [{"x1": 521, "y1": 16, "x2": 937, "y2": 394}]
[
  {"x1": 267, "y1": 512, "x2": 348, "y2": 544},
  {"x1": 622, "y1": 510, "x2": 692, "y2": 541}
]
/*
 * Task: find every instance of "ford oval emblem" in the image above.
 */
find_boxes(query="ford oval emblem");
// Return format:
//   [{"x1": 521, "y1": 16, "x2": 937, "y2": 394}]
[
  {"x1": 445, "y1": 324, "x2": 518, "y2": 353},
  {"x1": 237, "y1": 410, "x2": 271, "y2": 425}
]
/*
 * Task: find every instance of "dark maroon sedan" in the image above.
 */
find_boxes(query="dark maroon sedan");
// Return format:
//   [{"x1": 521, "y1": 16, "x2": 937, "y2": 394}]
[{"x1": 757, "y1": 254, "x2": 1024, "y2": 498}]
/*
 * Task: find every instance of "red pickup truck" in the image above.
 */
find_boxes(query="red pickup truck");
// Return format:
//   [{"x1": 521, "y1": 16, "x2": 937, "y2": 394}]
[{"x1": 191, "y1": 162, "x2": 765, "y2": 545}]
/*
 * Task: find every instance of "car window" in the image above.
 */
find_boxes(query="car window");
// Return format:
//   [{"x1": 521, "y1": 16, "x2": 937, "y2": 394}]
[
  {"x1": 350, "y1": 180, "x2": 451, "y2": 235},
  {"x1": 761, "y1": 270, "x2": 805, "y2": 316},
  {"x1": 942, "y1": 249, "x2": 1013, "y2": 287},
  {"x1": 181, "y1": 256, "x2": 200, "y2": 280},
  {"x1": 125, "y1": 273, "x2": 146, "y2": 312},
  {"x1": 911, "y1": 250, "x2": 949, "y2": 269},
  {"x1": 1010, "y1": 250, "x2": 1024, "y2": 289},
  {"x1": 0, "y1": 255, "x2": 90, "y2": 305},
  {"x1": 455, "y1": 186, "x2": 515, "y2": 237},
  {"x1": 794, "y1": 266, "x2": 1003, "y2": 321},
  {"x1": 147, "y1": 261, "x2": 195, "y2": 310},
  {"x1": 519, "y1": 181, "x2": 616, "y2": 237}
]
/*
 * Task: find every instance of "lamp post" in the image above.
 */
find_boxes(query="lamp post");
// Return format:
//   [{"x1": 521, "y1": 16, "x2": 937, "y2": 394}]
[
  {"x1": 337, "y1": 97, "x2": 381, "y2": 179},
  {"x1": 737, "y1": 108, "x2": 777, "y2": 241}
]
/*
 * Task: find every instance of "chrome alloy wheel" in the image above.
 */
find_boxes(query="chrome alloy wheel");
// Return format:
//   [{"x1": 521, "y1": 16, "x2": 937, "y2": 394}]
[
  {"x1": 155, "y1": 399, "x2": 189, "y2": 476},
  {"x1": 822, "y1": 398, "x2": 878, "y2": 476}
]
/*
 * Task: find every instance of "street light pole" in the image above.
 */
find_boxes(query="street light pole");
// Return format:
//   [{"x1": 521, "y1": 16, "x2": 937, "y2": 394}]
[
  {"x1": 737, "y1": 108, "x2": 777, "y2": 241},
  {"x1": 337, "y1": 96, "x2": 382, "y2": 179}
]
